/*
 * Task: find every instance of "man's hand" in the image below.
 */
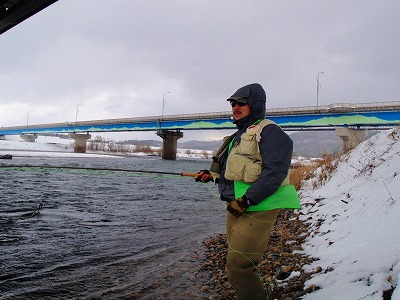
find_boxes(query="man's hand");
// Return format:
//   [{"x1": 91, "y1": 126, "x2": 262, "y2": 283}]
[
  {"x1": 195, "y1": 170, "x2": 213, "y2": 183},
  {"x1": 227, "y1": 195, "x2": 251, "y2": 217}
]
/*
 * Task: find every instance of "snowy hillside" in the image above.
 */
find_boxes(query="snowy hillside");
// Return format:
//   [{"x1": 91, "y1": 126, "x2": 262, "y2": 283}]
[{"x1": 299, "y1": 127, "x2": 400, "y2": 299}]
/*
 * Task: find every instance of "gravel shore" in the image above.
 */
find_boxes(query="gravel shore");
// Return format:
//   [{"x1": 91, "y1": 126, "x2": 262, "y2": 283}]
[{"x1": 196, "y1": 209, "x2": 321, "y2": 300}]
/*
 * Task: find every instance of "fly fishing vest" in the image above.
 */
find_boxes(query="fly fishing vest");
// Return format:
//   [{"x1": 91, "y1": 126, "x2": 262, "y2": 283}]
[{"x1": 223, "y1": 119, "x2": 300, "y2": 211}]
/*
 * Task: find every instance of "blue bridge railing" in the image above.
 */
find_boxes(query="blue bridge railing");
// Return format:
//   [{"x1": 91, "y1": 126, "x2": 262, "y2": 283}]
[{"x1": 1, "y1": 102, "x2": 400, "y2": 136}]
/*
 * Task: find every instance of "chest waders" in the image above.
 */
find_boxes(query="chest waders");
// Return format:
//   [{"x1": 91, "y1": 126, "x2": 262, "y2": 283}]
[{"x1": 225, "y1": 119, "x2": 301, "y2": 211}]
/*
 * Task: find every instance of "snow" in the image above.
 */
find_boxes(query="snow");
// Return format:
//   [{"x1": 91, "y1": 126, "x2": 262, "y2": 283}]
[
  {"x1": 2, "y1": 128, "x2": 400, "y2": 299},
  {"x1": 0, "y1": 136, "x2": 114, "y2": 158},
  {"x1": 299, "y1": 127, "x2": 400, "y2": 299},
  {"x1": 0, "y1": 136, "x2": 213, "y2": 159}
]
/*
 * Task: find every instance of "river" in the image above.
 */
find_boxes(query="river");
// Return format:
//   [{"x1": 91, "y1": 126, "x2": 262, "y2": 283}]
[{"x1": 0, "y1": 156, "x2": 226, "y2": 300}]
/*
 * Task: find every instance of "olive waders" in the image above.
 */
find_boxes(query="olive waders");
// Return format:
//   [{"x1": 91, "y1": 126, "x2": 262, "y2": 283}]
[{"x1": 226, "y1": 209, "x2": 279, "y2": 300}]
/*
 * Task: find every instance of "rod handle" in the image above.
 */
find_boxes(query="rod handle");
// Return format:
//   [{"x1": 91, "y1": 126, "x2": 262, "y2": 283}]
[{"x1": 180, "y1": 172, "x2": 200, "y2": 177}]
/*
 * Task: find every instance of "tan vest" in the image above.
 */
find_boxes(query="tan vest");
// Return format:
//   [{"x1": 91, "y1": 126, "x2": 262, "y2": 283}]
[{"x1": 224, "y1": 119, "x2": 290, "y2": 184}]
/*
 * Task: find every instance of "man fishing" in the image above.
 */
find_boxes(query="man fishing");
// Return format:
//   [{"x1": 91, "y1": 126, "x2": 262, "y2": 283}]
[{"x1": 195, "y1": 83, "x2": 300, "y2": 300}]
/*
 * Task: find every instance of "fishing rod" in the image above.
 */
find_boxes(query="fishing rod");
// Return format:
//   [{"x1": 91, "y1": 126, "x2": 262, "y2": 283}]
[{"x1": 0, "y1": 164, "x2": 199, "y2": 178}]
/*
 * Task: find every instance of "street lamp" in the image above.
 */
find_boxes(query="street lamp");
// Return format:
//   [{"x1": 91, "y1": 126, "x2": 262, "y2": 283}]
[
  {"x1": 161, "y1": 92, "x2": 170, "y2": 119},
  {"x1": 27, "y1": 110, "x2": 34, "y2": 127},
  {"x1": 316, "y1": 72, "x2": 324, "y2": 107},
  {"x1": 76, "y1": 103, "x2": 84, "y2": 124}
]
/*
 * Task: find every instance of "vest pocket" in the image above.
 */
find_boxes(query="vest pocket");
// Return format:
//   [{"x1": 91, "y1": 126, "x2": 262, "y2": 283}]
[
  {"x1": 243, "y1": 162, "x2": 261, "y2": 182},
  {"x1": 238, "y1": 134, "x2": 258, "y2": 155},
  {"x1": 225, "y1": 153, "x2": 245, "y2": 181},
  {"x1": 225, "y1": 153, "x2": 262, "y2": 183}
]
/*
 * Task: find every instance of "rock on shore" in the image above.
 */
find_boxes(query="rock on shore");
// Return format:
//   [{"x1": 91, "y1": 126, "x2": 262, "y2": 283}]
[{"x1": 196, "y1": 209, "x2": 322, "y2": 300}]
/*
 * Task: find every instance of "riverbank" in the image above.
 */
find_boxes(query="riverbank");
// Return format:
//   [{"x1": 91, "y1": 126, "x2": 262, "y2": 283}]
[
  {"x1": 195, "y1": 209, "x2": 317, "y2": 300},
  {"x1": 195, "y1": 128, "x2": 400, "y2": 300},
  {"x1": 0, "y1": 137, "x2": 213, "y2": 159}
]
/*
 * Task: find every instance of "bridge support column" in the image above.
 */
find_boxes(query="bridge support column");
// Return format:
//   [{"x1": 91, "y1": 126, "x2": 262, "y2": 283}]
[
  {"x1": 335, "y1": 127, "x2": 365, "y2": 152},
  {"x1": 156, "y1": 130, "x2": 183, "y2": 160},
  {"x1": 0, "y1": 135, "x2": 5, "y2": 140},
  {"x1": 20, "y1": 134, "x2": 38, "y2": 142},
  {"x1": 68, "y1": 133, "x2": 91, "y2": 153}
]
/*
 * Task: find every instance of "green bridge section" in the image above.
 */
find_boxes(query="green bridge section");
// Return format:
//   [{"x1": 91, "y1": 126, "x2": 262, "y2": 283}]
[
  {"x1": 1, "y1": 102, "x2": 399, "y2": 159},
  {"x1": 1, "y1": 102, "x2": 400, "y2": 136}
]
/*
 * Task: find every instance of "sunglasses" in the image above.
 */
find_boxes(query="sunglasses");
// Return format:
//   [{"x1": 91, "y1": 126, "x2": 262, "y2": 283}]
[{"x1": 230, "y1": 101, "x2": 247, "y2": 108}]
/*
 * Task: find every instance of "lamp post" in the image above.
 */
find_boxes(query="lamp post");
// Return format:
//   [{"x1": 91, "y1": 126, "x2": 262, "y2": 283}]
[
  {"x1": 27, "y1": 110, "x2": 34, "y2": 127},
  {"x1": 161, "y1": 92, "x2": 170, "y2": 120},
  {"x1": 76, "y1": 103, "x2": 83, "y2": 124},
  {"x1": 316, "y1": 72, "x2": 323, "y2": 107}
]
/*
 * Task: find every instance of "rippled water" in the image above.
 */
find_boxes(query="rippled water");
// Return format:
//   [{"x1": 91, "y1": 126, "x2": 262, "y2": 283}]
[{"x1": 0, "y1": 156, "x2": 226, "y2": 299}]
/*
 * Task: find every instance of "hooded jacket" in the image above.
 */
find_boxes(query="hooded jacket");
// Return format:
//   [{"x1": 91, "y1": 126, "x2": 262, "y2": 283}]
[{"x1": 218, "y1": 83, "x2": 293, "y2": 205}]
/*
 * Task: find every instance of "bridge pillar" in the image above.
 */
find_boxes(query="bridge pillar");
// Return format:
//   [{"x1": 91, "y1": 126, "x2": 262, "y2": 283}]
[
  {"x1": 156, "y1": 130, "x2": 183, "y2": 160},
  {"x1": 68, "y1": 133, "x2": 91, "y2": 153},
  {"x1": 335, "y1": 127, "x2": 365, "y2": 152},
  {"x1": 0, "y1": 135, "x2": 5, "y2": 140},
  {"x1": 20, "y1": 134, "x2": 38, "y2": 142}
]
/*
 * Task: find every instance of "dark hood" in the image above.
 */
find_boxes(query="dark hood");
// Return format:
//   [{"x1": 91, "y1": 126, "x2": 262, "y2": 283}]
[{"x1": 228, "y1": 83, "x2": 266, "y2": 128}]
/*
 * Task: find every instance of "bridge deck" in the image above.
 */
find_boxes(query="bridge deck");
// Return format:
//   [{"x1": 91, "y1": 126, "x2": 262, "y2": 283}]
[{"x1": 1, "y1": 102, "x2": 400, "y2": 135}]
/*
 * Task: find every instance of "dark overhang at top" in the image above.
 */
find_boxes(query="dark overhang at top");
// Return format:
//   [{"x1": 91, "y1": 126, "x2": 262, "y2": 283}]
[{"x1": 0, "y1": 0, "x2": 58, "y2": 35}]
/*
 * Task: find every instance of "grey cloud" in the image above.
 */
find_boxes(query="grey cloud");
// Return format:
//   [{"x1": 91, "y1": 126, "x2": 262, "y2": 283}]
[{"x1": 0, "y1": 0, "x2": 399, "y2": 134}]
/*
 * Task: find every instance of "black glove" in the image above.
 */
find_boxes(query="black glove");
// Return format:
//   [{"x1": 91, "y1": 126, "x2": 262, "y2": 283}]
[
  {"x1": 195, "y1": 170, "x2": 213, "y2": 182},
  {"x1": 227, "y1": 194, "x2": 251, "y2": 217}
]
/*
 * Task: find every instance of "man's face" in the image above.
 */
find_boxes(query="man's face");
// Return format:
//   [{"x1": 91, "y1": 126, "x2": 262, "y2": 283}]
[{"x1": 230, "y1": 101, "x2": 251, "y2": 120}]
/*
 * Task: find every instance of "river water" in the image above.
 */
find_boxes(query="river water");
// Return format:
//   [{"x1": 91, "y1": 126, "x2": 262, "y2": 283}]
[{"x1": 0, "y1": 156, "x2": 226, "y2": 300}]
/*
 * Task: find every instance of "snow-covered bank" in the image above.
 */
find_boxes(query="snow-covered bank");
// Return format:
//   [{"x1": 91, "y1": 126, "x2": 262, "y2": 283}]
[
  {"x1": 299, "y1": 128, "x2": 400, "y2": 299},
  {"x1": 0, "y1": 137, "x2": 315, "y2": 163},
  {"x1": 0, "y1": 138, "x2": 118, "y2": 158},
  {"x1": 0, "y1": 137, "x2": 214, "y2": 159}
]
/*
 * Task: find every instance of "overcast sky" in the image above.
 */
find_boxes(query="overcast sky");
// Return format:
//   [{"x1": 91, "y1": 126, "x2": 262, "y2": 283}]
[{"x1": 1, "y1": 0, "x2": 399, "y2": 141}]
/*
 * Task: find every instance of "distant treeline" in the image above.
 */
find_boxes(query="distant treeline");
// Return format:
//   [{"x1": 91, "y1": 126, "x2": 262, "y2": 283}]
[
  {"x1": 87, "y1": 136, "x2": 161, "y2": 155},
  {"x1": 88, "y1": 130, "x2": 376, "y2": 158}
]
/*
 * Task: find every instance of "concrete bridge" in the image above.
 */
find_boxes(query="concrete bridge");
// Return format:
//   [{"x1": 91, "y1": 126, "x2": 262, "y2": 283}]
[{"x1": 1, "y1": 101, "x2": 400, "y2": 159}]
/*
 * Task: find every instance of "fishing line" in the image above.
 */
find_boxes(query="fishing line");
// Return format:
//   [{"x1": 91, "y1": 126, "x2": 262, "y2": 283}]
[
  {"x1": 226, "y1": 244, "x2": 269, "y2": 288},
  {"x1": 198, "y1": 179, "x2": 275, "y2": 294},
  {"x1": 200, "y1": 179, "x2": 274, "y2": 223},
  {"x1": 3, "y1": 163, "x2": 271, "y2": 292},
  {"x1": 0, "y1": 164, "x2": 199, "y2": 179}
]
